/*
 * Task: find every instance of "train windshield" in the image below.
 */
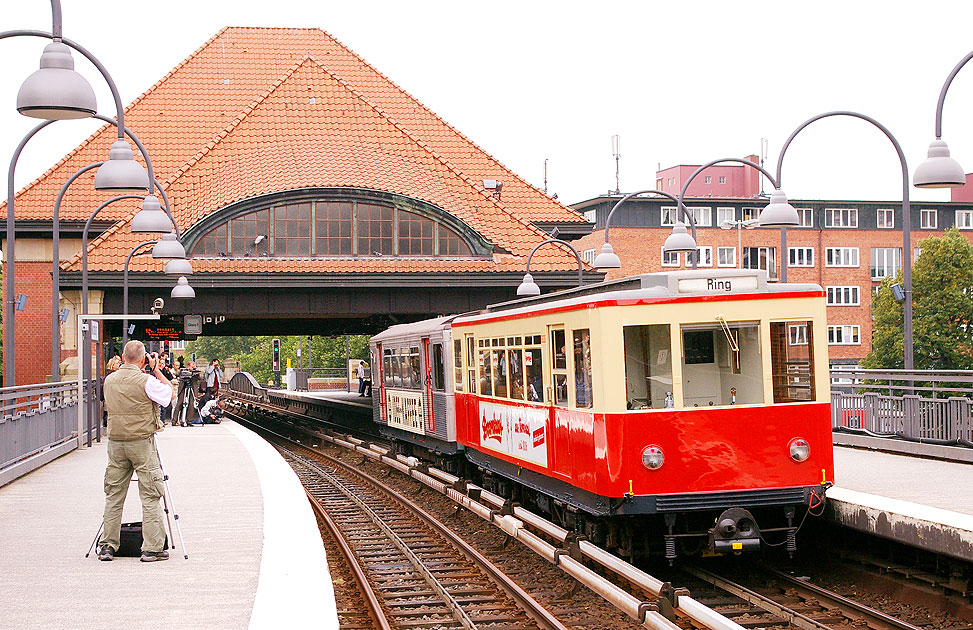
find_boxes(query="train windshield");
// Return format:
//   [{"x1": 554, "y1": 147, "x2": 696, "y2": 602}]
[
  {"x1": 680, "y1": 321, "x2": 763, "y2": 406},
  {"x1": 623, "y1": 324, "x2": 672, "y2": 409}
]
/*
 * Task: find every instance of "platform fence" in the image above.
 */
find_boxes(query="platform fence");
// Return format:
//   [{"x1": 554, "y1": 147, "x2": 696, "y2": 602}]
[
  {"x1": 0, "y1": 379, "x2": 94, "y2": 487},
  {"x1": 830, "y1": 368, "x2": 973, "y2": 445}
]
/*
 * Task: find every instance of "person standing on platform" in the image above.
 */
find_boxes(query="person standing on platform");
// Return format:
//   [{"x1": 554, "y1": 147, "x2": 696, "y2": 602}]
[
  {"x1": 357, "y1": 361, "x2": 367, "y2": 396},
  {"x1": 204, "y1": 359, "x2": 223, "y2": 400},
  {"x1": 97, "y1": 341, "x2": 174, "y2": 563}
]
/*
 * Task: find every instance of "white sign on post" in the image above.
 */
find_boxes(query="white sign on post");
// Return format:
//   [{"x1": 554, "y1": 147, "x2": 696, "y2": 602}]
[
  {"x1": 184, "y1": 314, "x2": 203, "y2": 335},
  {"x1": 90, "y1": 320, "x2": 99, "y2": 341}
]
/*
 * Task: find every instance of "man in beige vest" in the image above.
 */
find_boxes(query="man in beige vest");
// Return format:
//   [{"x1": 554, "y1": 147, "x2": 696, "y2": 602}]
[{"x1": 97, "y1": 341, "x2": 175, "y2": 562}]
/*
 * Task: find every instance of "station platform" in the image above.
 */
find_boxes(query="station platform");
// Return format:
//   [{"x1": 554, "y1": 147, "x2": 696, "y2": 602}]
[
  {"x1": 830, "y1": 445, "x2": 973, "y2": 562},
  {"x1": 0, "y1": 420, "x2": 338, "y2": 630}
]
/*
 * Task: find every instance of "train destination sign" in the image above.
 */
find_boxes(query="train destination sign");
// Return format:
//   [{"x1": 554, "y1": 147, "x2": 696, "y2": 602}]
[
  {"x1": 134, "y1": 316, "x2": 197, "y2": 341},
  {"x1": 677, "y1": 275, "x2": 758, "y2": 294}
]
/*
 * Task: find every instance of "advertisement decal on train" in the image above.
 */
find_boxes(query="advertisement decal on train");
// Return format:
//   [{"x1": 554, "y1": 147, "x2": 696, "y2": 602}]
[
  {"x1": 479, "y1": 401, "x2": 548, "y2": 467},
  {"x1": 387, "y1": 390, "x2": 425, "y2": 434}
]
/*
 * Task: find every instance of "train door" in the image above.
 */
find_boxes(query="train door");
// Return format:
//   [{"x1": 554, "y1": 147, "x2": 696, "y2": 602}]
[
  {"x1": 422, "y1": 338, "x2": 435, "y2": 432},
  {"x1": 376, "y1": 343, "x2": 386, "y2": 423},
  {"x1": 463, "y1": 333, "x2": 477, "y2": 444},
  {"x1": 548, "y1": 326, "x2": 571, "y2": 476}
]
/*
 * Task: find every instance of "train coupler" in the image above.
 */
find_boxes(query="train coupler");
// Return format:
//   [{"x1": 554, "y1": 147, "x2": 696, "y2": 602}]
[{"x1": 710, "y1": 507, "x2": 761, "y2": 554}]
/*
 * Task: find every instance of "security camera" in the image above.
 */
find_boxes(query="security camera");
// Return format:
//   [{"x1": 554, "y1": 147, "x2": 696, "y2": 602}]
[{"x1": 151, "y1": 297, "x2": 165, "y2": 314}]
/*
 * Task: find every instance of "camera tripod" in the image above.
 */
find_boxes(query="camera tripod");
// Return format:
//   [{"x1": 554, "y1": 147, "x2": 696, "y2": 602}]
[
  {"x1": 177, "y1": 378, "x2": 198, "y2": 427},
  {"x1": 86, "y1": 433, "x2": 189, "y2": 559}
]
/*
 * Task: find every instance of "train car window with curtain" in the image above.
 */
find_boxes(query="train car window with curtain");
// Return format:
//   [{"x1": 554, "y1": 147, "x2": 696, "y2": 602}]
[
  {"x1": 622, "y1": 325, "x2": 672, "y2": 409},
  {"x1": 454, "y1": 339, "x2": 463, "y2": 392},
  {"x1": 573, "y1": 329, "x2": 593, "y2": 408},
  {"x1": 770, "y1": 321, "x2": 815, "y2": 402}
]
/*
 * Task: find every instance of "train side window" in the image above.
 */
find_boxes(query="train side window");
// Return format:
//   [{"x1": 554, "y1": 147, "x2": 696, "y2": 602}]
[
  {"x1": 623, "y1": 325, "x2": 672, "y2": 409},
  {"x1": 770, "y1": 321, "x2": 815, "y2": 402},
  {"x1": 508, "y1": 348, "x2": 525, "y2": 400},
  {"x1": 467, "y1": 336, "x2": 477, "y2": 394},
  {"x1": 432, "y1": 343, "x2": 445, "y2": 391},
  {"x1": 550, "y1": 328, "x2": 568, "y2": 405},
  {"x1": 492, "y1": 349, "x2": 508, "y2": 398},
  {"x1": 409, "y1": 346, "x2": 421, "y2": 388},
  {"x1": 681, "y1": 321, "x2": 763, "y2": 407},
  {"x1": 525, "y1": 347, "x2": 543, "y2": 402},
  {"x1": 454, "y1": 339, "x2": 464, "y2": 392},
  {"x1": 478, "y1": 346, "x2": 493, "y2": 396},
  {"x1": 383, "y1": 348, "x2": 394, "y2": 388},
  {"x1": 573, "y1": 329, "x2": 593, "y2": 408}
]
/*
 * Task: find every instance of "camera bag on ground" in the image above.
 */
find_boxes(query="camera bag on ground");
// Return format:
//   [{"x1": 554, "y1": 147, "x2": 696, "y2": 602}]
[{"x1": 116, "y1": 522, "x2": 169, "y2": 557}]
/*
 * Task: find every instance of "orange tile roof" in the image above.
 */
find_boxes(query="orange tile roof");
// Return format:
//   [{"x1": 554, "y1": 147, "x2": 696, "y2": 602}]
[
  {"x1": 7, "y1": 28, "x2": 584, "y2": 270},
  {"x1": 67, "y1": 57, "x2": 581, "y2": 273}
]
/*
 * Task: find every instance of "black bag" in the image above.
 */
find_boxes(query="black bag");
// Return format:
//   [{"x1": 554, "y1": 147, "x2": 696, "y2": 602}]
[{"x1": 116, "y1": 522, "x2": 169, "y2": 557}]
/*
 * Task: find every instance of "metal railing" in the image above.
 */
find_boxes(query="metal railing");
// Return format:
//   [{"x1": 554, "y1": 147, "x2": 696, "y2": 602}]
[
  {"x1": 293, "y1": 367, "x2": 351, "y2": 391},
  {"x1": 830, "y1": 368, "x2": 973, "y2": 446},
  {"x1": 0, "y1": 380, "x2": 87, "y2": 486}
]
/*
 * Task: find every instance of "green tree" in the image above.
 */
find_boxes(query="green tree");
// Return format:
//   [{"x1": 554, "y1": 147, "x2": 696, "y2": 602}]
[{"x1": 864, "y1": 228, "x2": 973, "y2": 370}]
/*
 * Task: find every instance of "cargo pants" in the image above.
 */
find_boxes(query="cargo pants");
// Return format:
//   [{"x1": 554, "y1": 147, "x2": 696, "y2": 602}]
[{"x1": 99, "y1": 436, "x2": 166, "y2": 553}]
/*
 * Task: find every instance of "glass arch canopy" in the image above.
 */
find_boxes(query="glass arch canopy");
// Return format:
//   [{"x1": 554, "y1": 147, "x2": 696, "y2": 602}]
[{"x1": 192, "y1": 199, "x2": 473, "y2": 258}]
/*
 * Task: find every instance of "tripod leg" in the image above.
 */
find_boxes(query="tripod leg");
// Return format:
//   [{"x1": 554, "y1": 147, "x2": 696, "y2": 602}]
[
  {"x1": 153, "y1": 434, "x2": 189, "y2": 559},
  {"x1": 85, "y1": 521, "x2": 104, "y2": 558},
  {"x1": 160, "y1": 485, "x2": 175, "y2": 550}
]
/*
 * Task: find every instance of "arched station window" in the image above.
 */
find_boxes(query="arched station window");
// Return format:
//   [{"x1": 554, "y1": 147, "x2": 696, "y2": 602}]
[{"x1": 192, "y1": 199, "x2": 473, "y2": 258}]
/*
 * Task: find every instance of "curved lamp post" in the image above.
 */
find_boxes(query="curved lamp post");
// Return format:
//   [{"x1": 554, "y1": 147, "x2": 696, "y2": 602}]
[
  {"x1": 914, "y1": 51, "x2": 973, "y2": 188},
  {"x1": 516, "y1": 239, "x2": 585, "y2": 297},
  {"x1": 3, "y1": 1, "x2": 144, "y2": 386},
  {"x1": 775, "y1": 111, "x2": 912, "y2": 369},
  {"x1": 592, "y1": 189, "x2": 698, "y2": 271}
]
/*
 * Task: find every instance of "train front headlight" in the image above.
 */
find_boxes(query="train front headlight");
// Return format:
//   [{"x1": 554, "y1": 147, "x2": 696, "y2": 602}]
[
  {"x1": 788, "y1": 438, "x2": 810, "y2": 462},
  {"x1": 641, "y1": 445, "x2": 664, "y2": 470}
]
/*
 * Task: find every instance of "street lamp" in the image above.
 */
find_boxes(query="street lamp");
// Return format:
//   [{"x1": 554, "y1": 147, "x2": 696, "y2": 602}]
[
  {"x1": 914, "y1": 50, "x2": 973, "y2": 189},
  {"x1": 516, "y1": 238, "x2": 585, "y2": 296},
  {"x1": 592, "y1": 189, "x2": 698, "y2": 272},
  {"x1": 774, "y1": 110, "x2": 913, "y2": 369},
  {"x1": 122, "y1": 243, "x2": 195, "y2": 347}
]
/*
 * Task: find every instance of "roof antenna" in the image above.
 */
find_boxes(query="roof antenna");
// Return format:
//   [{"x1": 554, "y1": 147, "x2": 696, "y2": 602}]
[
  {"x1": 611, "y1": 135, "x2": 621, "y2": 195},
  {"x1": 760, "y1": 137, "x2": 769, "y2": 198},
  {"x1": 543, "y1": 158, "x2": 548, "y2": 193}
]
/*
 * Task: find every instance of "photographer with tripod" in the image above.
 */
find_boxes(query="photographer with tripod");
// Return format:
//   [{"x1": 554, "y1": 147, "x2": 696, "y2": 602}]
[{"x1": 97, "y1": 341, "x2": 175, "y2": 563}]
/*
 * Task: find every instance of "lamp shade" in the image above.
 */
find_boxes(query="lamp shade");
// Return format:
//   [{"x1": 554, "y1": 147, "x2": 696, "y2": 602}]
[
  {"x1": 152, "y1": 231, "x2": 186, "y2": 259},
  {"x1": 170, "y1": 276, "x2": 195, "y2": 299},
  {"x1": 593, "y1": 242, "x2": 621, "y2": 269},
  {"x1": 662, "y1": 222, "x2": 697, "y2": 253},
  {"x1": 131, "y1": 195, "x2": 173, "y2": 234},
  {"x1": 16, "y1": 42, "x2": 96, "y2": 120},
  {"x1": 757, "y1": 189, "x2": 800, "y2": 227},
  {"x1": 516, "y1": 272, "x2": 541, "y2": 296},
  {"x1": 913, "y1": 139, "x2": 966, "y2": 188},
  {"x1": 94, "y1": 140, "x2": 149, "y2": 191},
  {"x1": 164, "y1": 258, "x2": 193, "y2": 276}
]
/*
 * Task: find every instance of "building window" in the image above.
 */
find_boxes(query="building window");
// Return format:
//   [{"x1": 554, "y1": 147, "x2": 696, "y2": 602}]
[
  {"x1": 194, "y1": 198, "x2": 473, "y2": 258},
  {"x1": 795, "y1": 208, "x2": 813, "y2": 228},
  {"x1": 717, "y1": 246, "x2": 736, "y2": 267},
  {"x1": 719, "y1": 176, "x2": 726, "y2": 184},
  {"x1": 827, "y1": 286, "x2": 860, "y2": 306},
  {"x1": 661, "y1": 248, "x2": 679, "y2": 267},
  {"x1": 825, "y1": 247, "x2": 859, "y2": 267},
  {"x1": 828, "y1": 324, "x2": 860, "y2": 345},
  {"x1": 825, "y1": 207, "x2": 858, "y2": 228},
  {"x1": 956, "y1": 209, "x2": 973, "y2": 229},
  {"x1": 688, "y1": 246, "x2": 712, "y2": 267},
  {"x1": 920, "y1": 208, "x2": 937, "y2": 229},
  {"x1": 870, "y1": 247, "x2": 902, "y2": 280},
  {"x1": 661, "y1": 206, "x2": 677, "y2": 226},
  {"x1": 687, "y1": 206, "x2": 712, "y2": 227},
  {"x1": 717, "y1": 207, "x2": 735, "y2": 226},
  {"x1": 582, "y1": 249, "x2": 596, "y2": 264},
  {"x1": 743, "y1": 246, "x2": 776, "y2": 276},
  {"x1": 704, "y1": 176, "x2": 712, "y2": 184},
  {"x1": 742, "y1": 207, "x2": 760, "y2": 222},
  {"x1": 788, "y1": 247, "x2": 814, "y2": 267},
  {"x1": 877, "y1": 208, "x2": 894, "y2": 229}
]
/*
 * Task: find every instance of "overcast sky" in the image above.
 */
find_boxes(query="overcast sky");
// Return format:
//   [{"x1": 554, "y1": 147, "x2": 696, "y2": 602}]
[{"x1": 2, "y1": 1, "x2": 973, "y2": 207}]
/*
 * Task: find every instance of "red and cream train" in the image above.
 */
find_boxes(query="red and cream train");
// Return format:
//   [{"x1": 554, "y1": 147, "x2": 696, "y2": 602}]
[{"x1": 370, "y1": 269, "x2": 834, "y2": 559}]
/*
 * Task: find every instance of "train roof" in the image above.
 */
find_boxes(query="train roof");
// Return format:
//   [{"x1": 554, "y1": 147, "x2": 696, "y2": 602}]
[
  {"x1": 454, "y1": 269, "x2": 823, "y2": 324},
  {"x1": 370, "y1": 314, "x2": 459, "y2": 343}
]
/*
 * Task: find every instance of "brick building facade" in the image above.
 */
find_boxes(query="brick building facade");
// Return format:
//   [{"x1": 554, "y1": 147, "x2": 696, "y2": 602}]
[{"x1": 571, "y1": 194, "x2": 973, "y2": 365}]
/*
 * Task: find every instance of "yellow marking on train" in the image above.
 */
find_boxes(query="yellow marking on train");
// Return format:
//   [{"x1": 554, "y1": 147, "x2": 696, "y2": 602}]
[
  {"x1": 732, "y1": 542, "x2": 743, "y2": 550},
  {"x1": 821, "y1": 468, "x2": 826, "y2": 484},
  {"x1": 629, "y1": 479, "x2": 633, "y2": 494}
]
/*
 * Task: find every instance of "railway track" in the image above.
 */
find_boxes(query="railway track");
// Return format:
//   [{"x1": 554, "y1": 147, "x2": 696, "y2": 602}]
[
  {"x1": 681, "y1": 563, "x2": 927, "y2": 630},
  {"x1": 248, "y1": 419, "x2": 580, "y2": 630}
]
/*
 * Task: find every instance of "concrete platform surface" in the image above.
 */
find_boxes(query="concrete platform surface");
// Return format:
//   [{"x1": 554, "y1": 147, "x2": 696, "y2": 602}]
[
  {"x1": 830, "y1": 445, "x2": 973, "y2": 561},
  {"x1": 0, "y1": 420, "x2": 337, "y2": 630}
]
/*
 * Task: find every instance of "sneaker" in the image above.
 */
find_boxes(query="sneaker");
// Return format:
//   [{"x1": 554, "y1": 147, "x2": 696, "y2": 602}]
[
  {"x1": 140, "y1": 550, "x2": 169, "y2": 562},
  {"x1": 97, "y1": 545, "x2": 114, "y2": 561}
]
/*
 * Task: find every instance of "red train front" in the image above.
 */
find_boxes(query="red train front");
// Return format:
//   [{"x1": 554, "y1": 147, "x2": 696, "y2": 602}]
[{"x1": 371, "y1": 269, "x2": 834, "y2": 560}]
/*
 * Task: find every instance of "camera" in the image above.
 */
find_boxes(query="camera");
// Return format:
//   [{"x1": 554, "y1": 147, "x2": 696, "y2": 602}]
[
  {"x1": 177, "y1": 367, "x2": 197, "y2": 381},
  {"x1": 143, "y1": 352, "x2": 159, "y2": 373}
]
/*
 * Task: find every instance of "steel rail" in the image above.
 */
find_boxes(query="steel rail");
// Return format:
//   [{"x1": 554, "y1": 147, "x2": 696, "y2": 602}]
[
  {"x1": 234, "y1": 413, "x2": 570, "y2": 630},
  {"x1": 303, "y1": 487, "x2": 393, "y2": 630}
]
